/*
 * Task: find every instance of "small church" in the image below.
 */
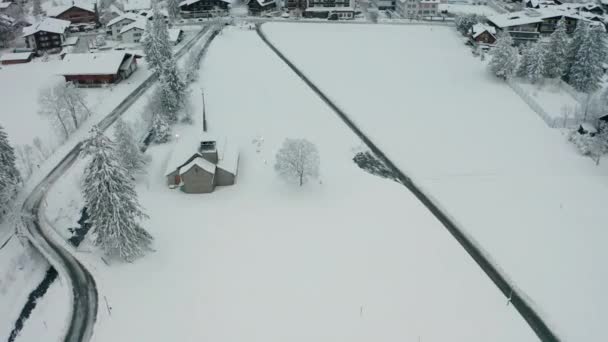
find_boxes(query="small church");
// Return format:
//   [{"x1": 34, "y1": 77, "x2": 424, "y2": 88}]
[{"x1": 165, "y1": 137, "x2": 239, "y2": 194}]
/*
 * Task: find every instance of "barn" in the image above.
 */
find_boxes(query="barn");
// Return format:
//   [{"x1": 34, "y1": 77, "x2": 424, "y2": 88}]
[
  {"x1": 0, "y1": 51, "x2": 33, "y2": 65},
  {"x1": 59, "y1": 52, "x2": 141, "y2": 86}
]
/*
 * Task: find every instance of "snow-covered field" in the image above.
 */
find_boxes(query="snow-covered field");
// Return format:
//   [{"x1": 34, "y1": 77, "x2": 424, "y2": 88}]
[
  {"x1": 41, "y1": 26, "x2": 538, "y2": 342},
  {"x1": 515, "y1": 79, "x2": 581, "y2": 121},
  {"x1": 439, "y1": 3, "x2": 499, "y2": 16},
  {"x1": 263, "y1": 22, "x2": 608, "y2": 341}
]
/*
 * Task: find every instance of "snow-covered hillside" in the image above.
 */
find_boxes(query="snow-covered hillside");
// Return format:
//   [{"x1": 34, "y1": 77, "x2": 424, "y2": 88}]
[{"x1": 263, "y1": 22, "x2": 608, "y2": 342}]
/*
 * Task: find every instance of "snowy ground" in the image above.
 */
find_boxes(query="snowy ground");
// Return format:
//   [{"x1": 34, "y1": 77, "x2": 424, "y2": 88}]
[
  {"x1": 515, "y1": 79, "x2": 581, "y2": 121},
  {"x1": 263, "y1": 22, "x2": 608, "y2": 342},
  {"x1": 439, "y1": 3, "x2": 499, "y2": 16},
  {"x1": 40, "y1": 26, "x2": 539, "y2": 342}
]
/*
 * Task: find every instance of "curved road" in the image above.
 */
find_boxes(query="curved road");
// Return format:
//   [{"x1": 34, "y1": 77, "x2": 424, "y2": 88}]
[
  {"x1": 256, "y1": 24, "x2": 560, "y2": 342},
  {"x1": 19, "y1": 26, "x2": 216, "y2": 342}
]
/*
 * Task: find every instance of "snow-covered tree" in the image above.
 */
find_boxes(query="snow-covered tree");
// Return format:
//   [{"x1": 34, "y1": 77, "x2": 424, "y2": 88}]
[
  {"x1": 32, "y1": 0, "x2": 42, "y2": 16},
  {"x1": 159, "y1": 58, "x2": 186, "y2": 121},
  {"x1": 167, "y1": 0, "x2": 181, "y2": 21},
  {"x1": 0, "y1": 125, "x2": 21, "y2": 219},
  {"x1": 455, "y1": 14, "x2": 484, "y2": 35},
  {"x1": 274, "y1": 138, "x2": 320, "y2": 186},
  {"x1": 517, "y1": 42, "x2": 545, "y2": 83},
  {"x1": 150, "y1": 113, "x2": 171, "y2": 144},
  {"x1": 81, "y1": 127, "x2": 153, "y2": 262},
  {"x1": 38, "y1": 82, "x2": 91, "y2": 138},
  {"x1": 113, "y1": 119, "x2": 146, "y2": 173},
  {"x1": 142, "y1": 6, "x2": 172, "y2": 72},
  {"x1": 543, "y1": 17, "x2": 569, "y2": 79},
  {"x1": 569, "y1": 24, "x2": 606, "y2": 93},
  {"x1": 569, "y1": 122, "x2": 608, "y2": 165},
  {"x1": 489, "y1": 31, "x2": 518, "y2": 79},
  {"x1": 38, "y1": 84, "x2": 72, "y2": 140},
  {"x1": 564, "y1": 21, "x2": 589, "y2": 82}
]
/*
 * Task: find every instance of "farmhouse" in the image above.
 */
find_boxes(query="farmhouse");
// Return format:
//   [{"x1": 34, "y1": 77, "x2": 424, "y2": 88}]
[
  {"x1": 165, "y1": 137, "x2": 239, "y2": 194},
  {"x1": 469, "y1": 23, "x2": 496, "y2": 45},
  {"x1": 119, "y1": 18, "x2": 146, "y2": 43},
  {"x1": 22, "y1": 17, "x2": 71, "y2": 53},
  {"x1": 304, "y1": 0, "x2": 354, "y2": 19},
  {"x1": 0, "y1": 51, "x2": 33, "y2": 64},
  {"x1": 59, "y1": 51, "x2": 140, "y2": 86},
  {"x1": 106, "y1": 12, "x2": 140, "y2": 40},
  {"x1": 48, "y1": 2, "x2": 98, "y2": 25},
  {"x1": 247, "y1": 0, "x2": 277, "y2": 15},
  {"x1": 179, "y1": 0, "x2": 230, "y2": 15}
]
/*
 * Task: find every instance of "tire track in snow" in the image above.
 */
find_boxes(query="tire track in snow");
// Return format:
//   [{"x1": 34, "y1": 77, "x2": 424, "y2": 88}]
[{"x1": 255, "y1": 23, "x2": 560, "y2": 342}]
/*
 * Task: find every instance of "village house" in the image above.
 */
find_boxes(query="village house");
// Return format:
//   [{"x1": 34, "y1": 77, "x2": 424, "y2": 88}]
[
  {"x1": 48, "y1": 2, "x2": 98, "y2": 25},
  {"x1": 396, "y1": 0, "x2": 440, "y2": 18},
  {"x1": 469, "y1": 23, "x2": 497, "y2": 45},
  {"x1": 106, "y1": 12, "x2": 140, "y2": 40},
  {"x1": 304, "y1": 0, "x2": 354, "y2": 19},
  {"x1": 165, "y1": 137, "x2": 239, "y2": 194},
  {"x1": 0, "y1": 51, "x2": 32, "y2": 64},
  {"x1": 486, "y1": 8, "x2": 583, "y2": 43},
  {"x1": 22, "y1": 17, "x2": 71, "y2": 53},
  {"x1": 59, "y1": 51, "x2": 140, "y2": 86},
  {"x1": 179, "y1": 0, "x2": 230, "y2": 17},
  {"x1": 247, "y1": 0, "x2": 277, "y2": 15},
  {"x1": 118, "y1": 18, "x2": 146, "y2": 43}
]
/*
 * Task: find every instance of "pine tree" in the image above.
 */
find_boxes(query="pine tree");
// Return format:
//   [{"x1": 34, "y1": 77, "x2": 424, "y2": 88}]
[
  {"x1": 32, "y1": 0, "x2": 42, "y2": 16},
  {"x1": 517, "y1": 43, "x2": 533, "y2": 78},
  {"x1": 81, "y1": 127, "x2": 152, "y2": 262},
  {"x1": 0, "y1": 124, "x2": 21, "y2": 218},
  {"x1": 564, "y1": 21, "x2": 589, "y2": 81},
  {"x1": 569, "y1": 24, "x2": 605, "y2": 93},
  {"x1": 518, "y1": 42, "x2": 545, "y2": 83},
  {"x1": 113, "y1": 119, "x2": 146, "y2": 173},
  {"x1": 150, "y1": 113, "x2": 171, "y2": 144},
  {"x1": 167, "y1": 0, "x2": 181, "y2": 21},
  {"x1": 141, "y1": 6, "x2": 172, "y2": 72},
  {"x1": 543, "y1": 17, "x2": 569, "y2": 79},
  {"x1": 489, "y1": 32, "x2": 519, "y2": 79}
]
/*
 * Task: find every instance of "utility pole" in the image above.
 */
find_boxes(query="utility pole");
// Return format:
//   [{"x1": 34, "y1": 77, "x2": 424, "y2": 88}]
[{"x1": 202, "y1": 90, "x2": 207, "y2": 132}]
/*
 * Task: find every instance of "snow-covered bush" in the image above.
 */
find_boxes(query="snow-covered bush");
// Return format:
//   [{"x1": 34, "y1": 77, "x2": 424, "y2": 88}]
[{"x1": 489, "y1": 32, "x2": 518, "y2": 79}]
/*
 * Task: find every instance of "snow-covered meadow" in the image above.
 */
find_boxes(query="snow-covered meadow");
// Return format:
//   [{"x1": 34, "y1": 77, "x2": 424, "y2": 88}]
[
  {"x1": 40, "y1": 26, "x2": 539, "y2": 342},
  {"x1": 262, "y1": 22, "x2": 608, "y2": 341}
]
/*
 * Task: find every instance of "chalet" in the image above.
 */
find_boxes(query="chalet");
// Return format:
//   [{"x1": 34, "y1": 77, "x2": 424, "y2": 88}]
[
  {"x1": 59, "y1": 52, "x2": 140, "y2": 86},
  {"x1": 165, "y1": 136, "x2": 239, "y2": 194},
  {"x1": 179, "y1": 0, "x2": 230, "y2": 16},
  {"x1": 22, "y1": 18, "x2": 71, "y2": 53},
  {"x1": 285, "y1": 0, "x2": 306, "y2": 11},
  {"x1": 469, "y1": 23, "x2": 496, "y2": 45},
  {"x1": 105, "y1": 12, "x2": 139, "y2": 40},
  {"x1": 0, "y1": 51, "x2": 33, "y2": 64},
  {"x1": 118, "y1": 18, "x2": 146, "y2": 43},
  {"x1": 247, "y1": 0, "x2": 277, "y2": 15},
  {"x1": 304, "y1": 0, "x2": 354, "y2": 19},
  {"x1": 48, "y1": 2, "x2": 98, "y2": 25},
  {"x1": 123, "y1": 0, "x2": 151, "y2": 13},
  {"x1": 486, "y1": 8, "x2": 583, "y2": 43}
]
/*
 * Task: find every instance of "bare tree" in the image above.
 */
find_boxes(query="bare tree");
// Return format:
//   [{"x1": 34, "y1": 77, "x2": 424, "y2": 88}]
[
  {"x1": 38, "y1": 86, "x2": 71, "y2": 140},
  {"x1": 274, "y1": 138, "x2": 320, "y2": 186},
  {"x1": 38, "y1": 82, "x2": 92, "y2": 140}
]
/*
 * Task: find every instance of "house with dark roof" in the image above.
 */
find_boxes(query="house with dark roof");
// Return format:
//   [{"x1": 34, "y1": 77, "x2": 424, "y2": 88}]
[
  {"x1": 59, "y1": 52, "x2": 141, "y2": 86},
  {"x1": 22, "y1": 17, "x2": 71, "y2": 53},
  {"x1": 48, "y1": 2, "x2": 98, "y2": 25}
]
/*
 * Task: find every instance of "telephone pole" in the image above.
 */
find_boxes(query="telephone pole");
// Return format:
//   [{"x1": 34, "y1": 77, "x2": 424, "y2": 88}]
[{"x1": 202, "y1": 90, "x2": 207, "y2": 132}]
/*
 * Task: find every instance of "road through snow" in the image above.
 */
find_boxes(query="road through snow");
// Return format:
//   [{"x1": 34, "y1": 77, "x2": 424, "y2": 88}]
[
  {"x1": 17, "y1": 26, "x2": 214, "y2": 342},
  {"x1": 256, "y1": 24, "x2": 559, "y2": 342}
]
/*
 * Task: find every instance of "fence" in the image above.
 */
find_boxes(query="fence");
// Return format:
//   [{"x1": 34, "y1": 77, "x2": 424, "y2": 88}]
[
  {"x1": 506, "y1": 78, "x2": 583, "y2": 128},
  {"x1": 558, "y1": 79, "x2": 586, "y2": 105}
]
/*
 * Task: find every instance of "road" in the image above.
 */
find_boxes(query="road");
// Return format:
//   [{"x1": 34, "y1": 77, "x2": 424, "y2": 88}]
[
  {"x1": 255, "y1": 24, "x2": 560, "y2": 342},
  {"x1": 18, "y1": 25, "x2": 215, "y2": 342}
]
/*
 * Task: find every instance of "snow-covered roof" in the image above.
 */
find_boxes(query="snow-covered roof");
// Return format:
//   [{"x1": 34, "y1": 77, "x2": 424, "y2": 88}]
[
  {"x1": 60, "y1": 52, "x2": 137, "y2": 76},
  {"x1": 168, "y1": 28, "x2": 182, "y2": 43},
  {"x1": 47, "y1": 2, "x2": 95, "y2": 17},
  {"x1": 0, "y1": 2, "x2": 14, "y2": 9},
  {"x1": 124, "y1": 0, "x2": 151, "y2": 12},
  {"x1": 0, "y1": 52, "x2": 32, "y2": 61},
  {"x1": 0, "y1": 13, "x2": 15, "y2": 25},
  {"x1": 249, "y1": 0, "x2": 275, "y2": 6},
  {"x1": 119, "y1": 18, "x2": 147, "y2": 34},
  {"x1": 106, "y1": 12, "x2": 139, "y2": 27},
  {"x1": 62, "y1": 36, "x2": 79, "y2": 46},
  {"x1": 420, "y1": 0, "x2": 440, "y2": 3},
  {"x1": 22, "y1": 17, "x2": 71, "y2": 36},
  {"x1": 180, "y1": 156, "x2": 216, "y2": 175},
  {"x1": 217, "y1": 144, "x2": 239, "y2": 175},
  {"x1": 471, "y1": 23, "x2": 496, "y2": 38},
  {"x1": 305, "y1": 6, "x2": 353, "y2": 11},
  {"x1": 487, "y1": 8, "x2": 583, "y2": 28},
  {"x1": 580, "y1": 122, "x2": 598, "y2": 133},
  {"x1": 180, "y1": 0, "x2": 229, "y2": 5}
]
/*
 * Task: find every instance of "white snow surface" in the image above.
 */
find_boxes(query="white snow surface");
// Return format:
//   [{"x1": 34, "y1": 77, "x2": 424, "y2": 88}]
[
  {"x1": 263, "y1": 22, "x2": 608, "y2": 341},
  {"x1": 438, "y1": 3, "x2": 499, "y2": 15},
  {"x1": 42, "y1": 26, "x2": 537, "y2": 342},
  {"x1": 22, "y1": 18, "x2": 71, "y2": 36}
]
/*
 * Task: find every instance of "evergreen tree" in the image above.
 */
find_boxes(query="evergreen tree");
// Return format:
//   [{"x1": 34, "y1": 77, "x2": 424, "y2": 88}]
[
  {"x1": 167, "y1": 0, "x2": 181, "y2": 21},
  {"x1": 564, "y1": 21, "x2": 589, "y2": 81},
  {"x1": 569, "y1": 24, "x2": 605, "y2": 93},
  {"x1": 32, "y1": 0, "x2": 42, "y2": 16},
  {"x1": 543, "y1": 17, "x2": 569, "y2": 79},
  {"x1": 81, "y1": 127, "x2": 152, "y2": 262},
  {"x1": 517, "y1": 43, "x2": 533, "y2": 78},
  {"x1": 518, "y1": 42, "x2": 545, "y2": 83},
  {"x1": 150, "y1": 113, "x2": 171, "y2": 144},
  {"x1": 489, "y1": 32, "x2": 519, "y2": 79},
  {"x1": 0, "y1": 125, "x2": 21, "y2": 218},
  {"x1": 113, "y1": 119, "x2": 146, "y2": 173},
  {"x1": 141, "y1": 6, "x2": 172, "y2": 72}
]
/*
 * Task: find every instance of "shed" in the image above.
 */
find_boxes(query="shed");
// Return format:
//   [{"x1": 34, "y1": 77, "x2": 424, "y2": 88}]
[
  {"x1": 179, "y1": 156, "x2": 216, "y2": 193},
  {"x1": 0, "y1": 52, "x2": 33, "y2": 64}
]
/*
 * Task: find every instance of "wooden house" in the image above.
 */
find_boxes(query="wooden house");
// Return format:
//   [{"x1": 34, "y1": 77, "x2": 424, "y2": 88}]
[
  {"x1": 179, "y1": 0, "x2": 230, "y2": 15},
  {"x1": 118, "y1": 18, "x2": 146, "y2": 43},
  {"x1": 59, "y1": 52, "x2": 140, "y2": 86},
  {"x1": 48, "y1": 2, "x2": 98, "y2": 25},
  {"x1": 469, "y1": 23, "x2": 496, "y2": 45},
  {"x1": 0, "y1": 51, "x2": 32, "y2": 64},
  {"x1": 22, "y1": 18, "x2": 71, "y2": 53},
  {"x1": 247, "y1": 0, "x2": 277, "y2": 15},
  {"x1": 106, "y1": 12, "x2": 140, "y2": 40}
]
